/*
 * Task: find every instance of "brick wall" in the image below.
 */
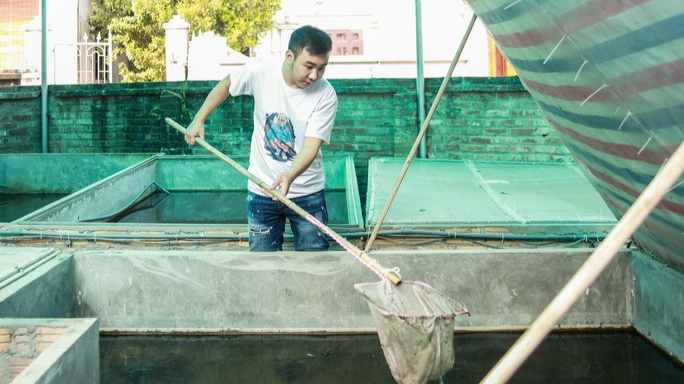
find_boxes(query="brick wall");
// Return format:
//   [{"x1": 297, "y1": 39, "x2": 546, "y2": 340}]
[
  {"x1": 0, "y1": 325, "x2": 67, "y2": 380},
  {"x1": 0, "y1": 87, "x2": 42, "y2": 153},
  {"x1": 0, "y1": 77, "x2": 572, "y2": 202}
]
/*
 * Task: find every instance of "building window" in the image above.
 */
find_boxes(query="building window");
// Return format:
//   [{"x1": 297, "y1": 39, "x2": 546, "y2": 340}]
[{"x1": 327, "y1": 29, "x2": 363, "y2": 56}]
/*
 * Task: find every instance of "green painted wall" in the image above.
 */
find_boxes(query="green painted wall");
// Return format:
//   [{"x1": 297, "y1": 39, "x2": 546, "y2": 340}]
[
  {"x1": 0, "y1": 153, "x2": 151, "y2": 193},
  {"x1": 0, "y1": 77, "x2": 572, "y2": 203},
  {"x1": 0, "y1": 87, "x2": 42, "y2": 152}
]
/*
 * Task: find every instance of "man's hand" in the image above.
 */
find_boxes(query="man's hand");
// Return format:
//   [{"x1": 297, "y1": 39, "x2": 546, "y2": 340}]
[
  {"x1": 270, "y1": 170, "x2": 296, "y2": 198},
  {"x1": 185, "y1": 121, "x2": 205, "y2": 146}
]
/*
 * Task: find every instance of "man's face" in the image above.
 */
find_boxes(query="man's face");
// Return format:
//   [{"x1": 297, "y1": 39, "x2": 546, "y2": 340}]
[{"x1": 285, "y1": 48, "x2": 329, "y2": 89}]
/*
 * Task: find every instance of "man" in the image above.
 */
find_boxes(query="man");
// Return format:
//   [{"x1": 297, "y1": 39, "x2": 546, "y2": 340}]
[{"x1": 184, "y1": 25, "x2": 337, "y2": 252}]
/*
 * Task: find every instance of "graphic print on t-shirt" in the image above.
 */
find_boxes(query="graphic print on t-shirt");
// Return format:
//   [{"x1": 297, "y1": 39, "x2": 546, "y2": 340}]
[{"x1": 264, "y1": 112, "x2": 297, "y2": 161}]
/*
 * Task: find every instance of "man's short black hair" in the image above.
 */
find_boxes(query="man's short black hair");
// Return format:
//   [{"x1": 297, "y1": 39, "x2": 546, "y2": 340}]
[{"x1": 288, "y1": 25, "x2": 333, "y2": 58}]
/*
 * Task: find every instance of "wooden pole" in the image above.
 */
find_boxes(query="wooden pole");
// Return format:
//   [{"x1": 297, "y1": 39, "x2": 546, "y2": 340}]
[
  {"x1": 364, "y1": 14, "x2": 478, "y2": 252},
  {"x1": 481, "y1": 141, "x2": 684, "y2": 384}
]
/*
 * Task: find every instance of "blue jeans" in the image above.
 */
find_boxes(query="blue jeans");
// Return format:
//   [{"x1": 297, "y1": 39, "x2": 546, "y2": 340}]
[{"x1": 247, "y1": 190, "x2": 330, "y2": 252}]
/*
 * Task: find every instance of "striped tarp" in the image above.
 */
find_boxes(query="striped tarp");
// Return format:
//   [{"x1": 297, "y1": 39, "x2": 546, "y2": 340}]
[{"x1": 466, "y1": 0, "x2": 684, "y2": 272}]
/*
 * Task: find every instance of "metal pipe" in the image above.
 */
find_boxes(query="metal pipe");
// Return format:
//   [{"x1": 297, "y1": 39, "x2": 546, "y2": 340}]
[
  {"x1": 108, "y1": 30, "x2": 113, "y2": 83},
  {"x1": 415, "y1": 0, "x2": 426, "y2": 158},
  {"x1": 0, "y1": 249, "x2": 59, "y2": 290},
  {"x1": 0, "y1": 228, "x2": 607, "y2": 243},
  {"x1": 40, "y1": 0, "x2": 48, "y2": 153}
]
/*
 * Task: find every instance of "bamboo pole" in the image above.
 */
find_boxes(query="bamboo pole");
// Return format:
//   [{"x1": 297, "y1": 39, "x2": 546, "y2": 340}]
[
  {"x1": 481, "y1": 141, "x2": 684, "y2": 384},
  {"x1": 166, "y1": 118, "x2": 402, "y2": 285},
  {"x1": 364, "y1": 13, "x2": 478, "y2": 252}
]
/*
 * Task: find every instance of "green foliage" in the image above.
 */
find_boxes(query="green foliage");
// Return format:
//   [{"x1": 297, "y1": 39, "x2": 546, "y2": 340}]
[{"x1": 89, "y1": 0, "x2": 281, "y2": 82}]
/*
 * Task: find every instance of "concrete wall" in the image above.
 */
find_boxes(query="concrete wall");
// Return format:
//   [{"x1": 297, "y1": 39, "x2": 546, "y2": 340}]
[
  {"x1": 8, "y1": 154, "x2": 363, "y2": 229},
  {"x1": 7, "y1": 246, "x2": 682, "y2": 371},
  {"x1": 633, "y1": 251, "x2": 684, "y2": 365},
  {"x1": 72, "y1": 248, "x2": 632, "y2": 333}
]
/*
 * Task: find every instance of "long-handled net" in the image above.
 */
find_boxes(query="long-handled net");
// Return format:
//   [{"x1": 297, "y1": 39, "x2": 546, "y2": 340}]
[
  {"x1": 166, "y1": 118, "x2": 468, "y2": 383},
  {"x1": 356, "y1": 280, "x2": 469, "y2": 383}
]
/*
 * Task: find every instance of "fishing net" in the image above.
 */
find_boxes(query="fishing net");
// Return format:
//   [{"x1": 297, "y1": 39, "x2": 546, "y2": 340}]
[{"x1": 355, "y1": 280, "x2": 469, "y2": 384}]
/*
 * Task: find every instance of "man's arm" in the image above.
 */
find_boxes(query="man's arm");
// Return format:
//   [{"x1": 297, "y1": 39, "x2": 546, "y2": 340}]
[
  {"x1": 184, "y1": 75, "x2": 232, "y2": 145},
  {"x1": 270, "y1": 137, "x2": 324, "y2": 196}
]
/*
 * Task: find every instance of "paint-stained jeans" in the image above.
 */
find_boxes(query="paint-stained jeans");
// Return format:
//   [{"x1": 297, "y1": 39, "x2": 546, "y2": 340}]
[{"x1": 247, "y1": 190, "x2": 330, "y2": 252}]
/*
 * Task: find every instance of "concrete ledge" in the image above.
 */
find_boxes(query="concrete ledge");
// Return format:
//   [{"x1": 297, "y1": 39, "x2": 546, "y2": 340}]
[
  {"x1": 73, "y1": 248, "x2": 632, "y2": 333},
  {"x1": 1, "y1": 318, "x2": 99, "y2": 384},
  {"x1": 0, "y1": 248, "x2": 74, "y2": 318}
]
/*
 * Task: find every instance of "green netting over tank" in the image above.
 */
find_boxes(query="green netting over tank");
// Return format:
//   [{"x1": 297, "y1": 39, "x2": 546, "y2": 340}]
[{"x1": 365, "y1": 158, "x2": 616, "y2": 234}]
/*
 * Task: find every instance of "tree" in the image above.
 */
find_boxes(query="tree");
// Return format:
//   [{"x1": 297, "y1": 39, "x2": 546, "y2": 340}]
[{"x1": 89, "y1": 0, "x2": 281, "y2": 82}]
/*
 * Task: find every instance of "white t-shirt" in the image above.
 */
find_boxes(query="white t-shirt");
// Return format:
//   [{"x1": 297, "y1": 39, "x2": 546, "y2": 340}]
[{"x1": 229, "y1": 58, "x2": 338, "y2": 198}]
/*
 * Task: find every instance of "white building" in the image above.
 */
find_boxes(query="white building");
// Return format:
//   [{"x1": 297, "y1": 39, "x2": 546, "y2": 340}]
[
  {"x1": 179, "y1": 0, "x2": 489, "y2": 81},
  {"x1": 249, "y1": 0, "x2": 489, "y2": 78},
  {"x1": 19, "y1": 0, "x2": 106, "y2": 85},
  {"x1": 13, "y1": 0, "x2": 488, "y2": 84}
]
